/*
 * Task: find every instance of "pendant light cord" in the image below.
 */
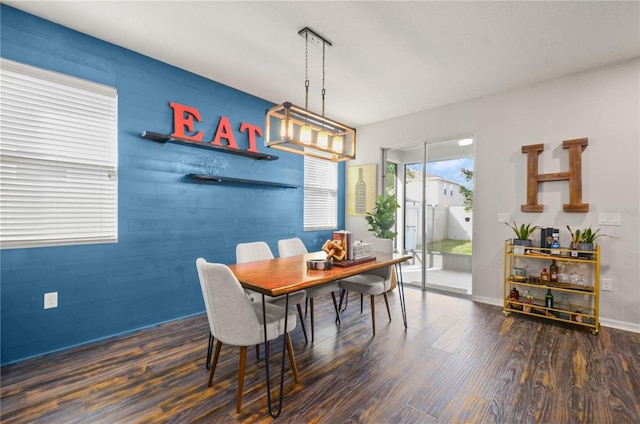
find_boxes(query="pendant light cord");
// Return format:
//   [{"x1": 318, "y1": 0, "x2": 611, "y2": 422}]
[
  {"x1": 322, "y1": 42, "x2": 326, "y2": 117},
  {"x1": 304, "y1": 32, "x2": 309, "y2": 111}
]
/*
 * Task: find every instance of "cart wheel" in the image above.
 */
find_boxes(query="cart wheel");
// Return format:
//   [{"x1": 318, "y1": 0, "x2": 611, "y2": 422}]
[
  {"x1": 503, "y1": 311, "x2": 510, "y2": 317},
  {"x1": 591, "y1": 329, "x2": 599, "y2": 335}
]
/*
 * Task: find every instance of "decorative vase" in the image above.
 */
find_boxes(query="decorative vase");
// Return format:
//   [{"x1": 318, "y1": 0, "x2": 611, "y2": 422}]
[
  {"x1": 577, "y1": 242, "x2": 594, "y2": 259},
  {"x1": 513, "y1": 239, "x2": 532, "y2": 255}
]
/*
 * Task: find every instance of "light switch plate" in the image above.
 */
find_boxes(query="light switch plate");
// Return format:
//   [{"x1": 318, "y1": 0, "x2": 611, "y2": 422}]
[
  {"x1": 598, "y1": 213, "x2": 621, "y2": 226},
  {"x1": 601, "y1": 278, "x2": 613, "y2": 291},
  {"x1": 498, "y1": 213, "x2": 510, "y2": 223},
  {"x1": 44, "y1": 292, "x2": 58, "y2": 309}
]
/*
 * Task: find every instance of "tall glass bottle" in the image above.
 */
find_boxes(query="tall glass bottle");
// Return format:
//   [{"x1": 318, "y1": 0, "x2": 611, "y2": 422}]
[
  {"x1": 545, "y1": 289, "x2": 554, "y2": 308},
  {"x1": 355, "y1": 167, "x2": 366, "y2": 214},
  {"x1": 550, "y1": 259, "x2": 558, "y2": 283}
]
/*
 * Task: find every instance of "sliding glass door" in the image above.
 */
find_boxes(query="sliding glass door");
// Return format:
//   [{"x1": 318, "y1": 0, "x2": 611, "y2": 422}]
[{"x1": 385, "y1": 136, "x2": 474, "y2": 296}]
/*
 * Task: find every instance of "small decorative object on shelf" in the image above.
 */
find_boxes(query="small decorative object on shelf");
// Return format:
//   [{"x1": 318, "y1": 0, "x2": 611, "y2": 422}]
[
  {"x1": 545, "y1": 289, "x2": 554, "y2": 308},
  {"x1": 550, "y1": 259, "x2": 558, "y2": 282},
  {"x1": 509, "y1": 287, "x2": 520, "y2": 301},
  {"x1": 503, "y1": 239, "x2": 600, "y2": 334},
  {"x1": 540, "y1": 268, "x2": 549, "y2": 283},
  {"x1": 506, "y1": 221, "x2": 540, "y2": 254},
  {"x1": 551, "y1": 230, "x2": 561, "y2": 255},
  {"x1": 523, "y1": 290, "x2": 533, "y2": 313},
  {"x1": 566, "y1": 225, "x2": 616, "y2": 259}
]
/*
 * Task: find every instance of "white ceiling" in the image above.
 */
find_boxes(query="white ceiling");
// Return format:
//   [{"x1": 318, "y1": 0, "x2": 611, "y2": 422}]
[{"x1": 5, "y1": 1, "x2": 639, "y2": 127}]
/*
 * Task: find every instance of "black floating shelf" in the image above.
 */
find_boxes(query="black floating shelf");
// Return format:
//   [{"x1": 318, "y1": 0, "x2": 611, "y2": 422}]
[
  {"x1": 188, "y1": 174, "x2": 298, "y2": 189},
  {"x1": 141, "y1": 131, "x2": 278, "y2": 161}
]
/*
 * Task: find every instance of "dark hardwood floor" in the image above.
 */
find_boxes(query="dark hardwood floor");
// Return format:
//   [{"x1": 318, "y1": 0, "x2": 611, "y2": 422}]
[{"x1": 2, "y1": 287, "x2": 639, "y2": 423}]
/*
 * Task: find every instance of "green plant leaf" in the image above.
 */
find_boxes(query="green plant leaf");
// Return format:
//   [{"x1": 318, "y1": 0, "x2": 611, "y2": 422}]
[{"x1": 365, "y1": 193, "x2": 400, "y2": 239}]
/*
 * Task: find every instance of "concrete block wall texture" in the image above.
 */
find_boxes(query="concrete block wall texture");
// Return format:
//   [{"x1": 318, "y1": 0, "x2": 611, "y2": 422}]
[{"x1": 0, "y1": 5, "x2": 345, "y2": 364}]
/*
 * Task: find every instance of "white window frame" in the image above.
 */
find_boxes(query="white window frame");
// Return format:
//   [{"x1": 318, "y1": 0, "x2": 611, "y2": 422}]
[
  {"x1": 1, "y1": 59, "x2": 118, "y2": 249},
  {"x1": 303, "y1": 154, "x2": 338, "y2": 231}
]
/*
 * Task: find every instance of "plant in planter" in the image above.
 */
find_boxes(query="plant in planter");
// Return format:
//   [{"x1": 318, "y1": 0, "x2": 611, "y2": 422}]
[
  {"x1": 567, "y1": 225, "x2": 615, "y2": 258},
  {"x1": 365, "y1": 194, "x2": 401, "y2": 239},
  {"x1": 365, "y1": 193, "x2": 401, "y2": 292},
  {"x1": 506, "y1": 221, "x2": 540, "y2": 254}
]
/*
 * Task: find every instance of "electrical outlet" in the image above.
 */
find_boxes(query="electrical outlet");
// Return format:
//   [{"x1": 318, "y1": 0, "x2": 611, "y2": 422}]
[
  {"x1": 498, "y1": 213, "x2": 510, "y2": 223},
  {"x1": 44, "y1": 292, "x2": 58, "y2": 309},
  {"x1": 601, "y1": 278, "x2": 613, "y2": 291}
]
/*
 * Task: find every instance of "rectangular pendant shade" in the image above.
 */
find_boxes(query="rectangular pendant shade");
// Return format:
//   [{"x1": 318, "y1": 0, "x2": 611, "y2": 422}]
[{"x1": 265, "y1": 102, "x2": 356, "y2": 162}]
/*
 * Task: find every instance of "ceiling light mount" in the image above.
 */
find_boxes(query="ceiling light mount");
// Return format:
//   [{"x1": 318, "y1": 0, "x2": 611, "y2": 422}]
[
  {"x1": 298, "y1": 27, "x2": 332, "y2": 49},
  {"x1": 265, "y1": 27, "x2": 355, "y2": 162}
]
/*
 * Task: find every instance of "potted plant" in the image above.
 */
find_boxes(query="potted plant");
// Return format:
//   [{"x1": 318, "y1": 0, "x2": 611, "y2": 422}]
[
  {"x1": 567, "y1": 225, "x2": 614, "y2": 258},
  {"x1": 365, "y1": 194, "x2": 400, "y2": 239},
  {"x1": 365, "y1": 193, "x2": 400, "y2": 291},
  {"x1": 506, "y1": 221, "x2": 540, "y2": 254}
]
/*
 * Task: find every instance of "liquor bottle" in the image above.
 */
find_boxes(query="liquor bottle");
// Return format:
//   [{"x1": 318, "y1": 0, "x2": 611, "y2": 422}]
[
  {"x1": 545, "y1": 289, "x2": 554, "y2": 308},
  {"x1": 551, "y1": 230, "x2": 561, "y2": 255},
  {"x1": 523, "y1": 290, "x2": 532, "y2": 313},
  {"x1": 355, "y1": 167, "x2": 366, "y2": 215},
  {"x1": 550, "y1": 259, "x2": 558, "y2": 283},
  {"x1": 540, "y1": 268, "x2": 549, "y2": 283},
  {"x1": 509, "y1": 287, "x2": 520, "y2": 301}
]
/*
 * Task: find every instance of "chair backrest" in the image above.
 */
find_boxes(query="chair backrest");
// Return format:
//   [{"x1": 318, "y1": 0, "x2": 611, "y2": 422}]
[
  {"x1": 278, "y1": 237, "x2": 308, "y2": 258},
  {"x1": 364, "y1": 237, "x2": 394, "y2": 284},
  {"x1": 236, "y1": 241, "x2": 274, "y2": 264},
  {"x1": 196, "y1": 258, "x2": 268, "y2": 346},
  {"x1": 366, "y1": 237, "x2": 393, "y2": 254}
]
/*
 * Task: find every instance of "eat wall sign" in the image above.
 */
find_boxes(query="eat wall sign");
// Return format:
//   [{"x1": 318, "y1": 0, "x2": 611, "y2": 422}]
[{"x1": 141, "y1": 102, "x2": 277, "y2": 161}]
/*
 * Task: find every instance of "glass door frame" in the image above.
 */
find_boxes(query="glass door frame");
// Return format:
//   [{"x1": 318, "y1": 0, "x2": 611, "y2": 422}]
[{"x1": 383, "y1": 135, "x2": 474, "y2": 294}]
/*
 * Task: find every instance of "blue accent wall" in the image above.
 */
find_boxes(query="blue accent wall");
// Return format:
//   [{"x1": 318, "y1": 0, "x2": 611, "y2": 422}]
[{"x1": 0, "y1": 6, "x2": 345, "y2": 365}]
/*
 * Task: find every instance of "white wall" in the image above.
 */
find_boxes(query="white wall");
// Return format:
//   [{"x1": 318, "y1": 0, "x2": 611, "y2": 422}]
[{"x1": 346, "y1": 59, "x2": 640, "y2": 331}]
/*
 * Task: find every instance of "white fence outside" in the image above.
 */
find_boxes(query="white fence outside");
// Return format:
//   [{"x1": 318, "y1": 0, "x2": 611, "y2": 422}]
[{"x1": 405, "y1": 205, "x2": 472, "y2": 250}]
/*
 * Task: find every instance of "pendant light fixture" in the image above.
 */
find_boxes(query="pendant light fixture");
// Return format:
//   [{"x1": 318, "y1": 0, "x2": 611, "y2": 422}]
[{"x1": 265, "y1": 27, "x2": 356, "y2": 162}]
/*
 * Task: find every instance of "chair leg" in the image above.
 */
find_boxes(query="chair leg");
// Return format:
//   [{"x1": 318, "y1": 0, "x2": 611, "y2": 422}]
[
  {"x1": 339, "y1": 289, "x2": 349, "y2": 313},
  {"x1": 360, "y1": 293, "x2": 364, "y2": 314},
  {"x1": 285, "y1": 333, "x2": 300, "y2": 383},
  {"x1": 305, "y1": 297, "x2": 309, "y2": 318},
  {"x1": 383, "y1": 292, "x2": 392, "y2": 322},
  {"x1": 310, "y1": 298, "x2": 315, "y2": 342},
  {"x1": 331, "y1": 291, "x2": 341, "y2": 325},
  {"x1": 206, "y1": 332, "x2": 214, "y2": 370},
  {"x1": 297, "y1": 303, "x2": 309, "y2": 344},
  {"x1": 370, "y1": 295, "x2": 376, "y2": 336},
  {"x1": 237, "y1": 346, "x2": 247, "y2": 413},
  {"x1": 255, "y1": 344, "x2": 260, "y2": 361},
  {"x1": 208, "y1": 339, "x2": 222, "y2": 387}
]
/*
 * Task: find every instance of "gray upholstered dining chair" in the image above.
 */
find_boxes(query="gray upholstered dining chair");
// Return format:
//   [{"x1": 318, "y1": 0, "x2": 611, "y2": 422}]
[
  {"x1": 338, "y1": 238, "x2": 393, "y2": 336},
  {"x1": 196, "y1": 258, "x2": 299, "y2": 413},
  {"x1": 236, "y1": 241, "x2": 308, "y2": 344},
  {"x1": 277, "y1": 237, "x2": 341, "y2": 342}
]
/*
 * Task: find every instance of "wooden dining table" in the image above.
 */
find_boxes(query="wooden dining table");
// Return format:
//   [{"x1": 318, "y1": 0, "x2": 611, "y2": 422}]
[{"x1": 228, "y1": 250, "x2": 412, "y2": 418}]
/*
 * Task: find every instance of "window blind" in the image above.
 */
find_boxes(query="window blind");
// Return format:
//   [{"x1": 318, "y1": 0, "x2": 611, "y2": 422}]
[
  {"x1": 0, "y1": 59, "x2": 118, "y2": 249},
  {"x1": 304, "y1": 154, "x2": 337, "y2": 230}
]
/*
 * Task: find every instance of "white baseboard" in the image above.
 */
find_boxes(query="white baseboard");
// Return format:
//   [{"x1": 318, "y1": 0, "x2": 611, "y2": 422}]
[
  {"x1": 599, "y1": 317, "x2": 640, "y2": 333},
  {"x1": 472, "y1": 295, "x2": 503, "y2": 307},
  {"x1": 471, "y1": 296, "x2": 640, "y2": 334}
]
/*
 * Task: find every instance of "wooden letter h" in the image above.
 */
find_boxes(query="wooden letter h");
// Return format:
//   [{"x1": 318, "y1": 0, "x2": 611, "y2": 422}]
[{"x1": 521, "y1": 138, "x2": 589, "y2": 213}]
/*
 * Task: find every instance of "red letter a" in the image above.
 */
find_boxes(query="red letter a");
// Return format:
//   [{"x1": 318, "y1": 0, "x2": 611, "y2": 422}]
[{"x1": 211, "y1": 116, "x2": 239, "y2": 149}]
